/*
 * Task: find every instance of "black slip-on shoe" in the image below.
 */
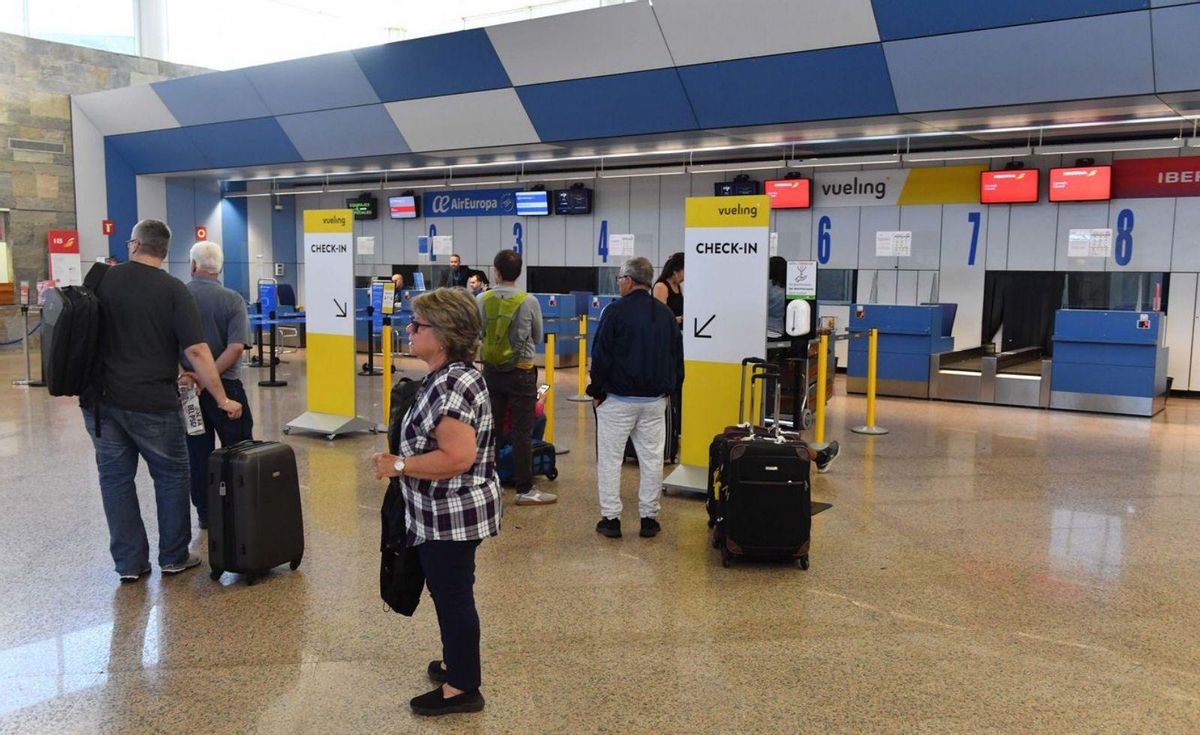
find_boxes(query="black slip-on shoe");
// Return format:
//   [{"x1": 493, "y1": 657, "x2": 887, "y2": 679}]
[
  {"x1": 427, "y1": 660, "x2": 447, "y2": 683},
  {"x1": 410, "y1": 687, "x2": 485, "y2": 716},
  {"x1": 640, "y1": 517, "x2": 661, "y2": 538},
  {"x1": 596, "y1": 517, "x2": 621, "y2": 538}
]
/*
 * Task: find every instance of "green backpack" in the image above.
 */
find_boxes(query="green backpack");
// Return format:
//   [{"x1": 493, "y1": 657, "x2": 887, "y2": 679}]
[{"x1": 481, "y1": 290, "x2": 527, "y2": 367}]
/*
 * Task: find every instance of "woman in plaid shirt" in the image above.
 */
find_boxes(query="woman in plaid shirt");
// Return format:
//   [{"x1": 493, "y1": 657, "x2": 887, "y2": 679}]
[{"x1": 372, "y1": 287, "x2": 501, "y2": 717}]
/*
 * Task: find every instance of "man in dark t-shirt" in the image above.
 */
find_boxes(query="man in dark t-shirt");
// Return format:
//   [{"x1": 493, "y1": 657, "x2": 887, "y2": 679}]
[{"x1": 83, "y1": 219, "x2": 243, "y2": 583}]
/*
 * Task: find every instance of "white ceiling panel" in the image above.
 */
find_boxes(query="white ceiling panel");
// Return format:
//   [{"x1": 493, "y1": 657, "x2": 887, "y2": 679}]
[
  {"x1": 385, "y1": 88, "x2": 541, "y2": 153},
  {"x1": 487, "y1": 2, "x2": 674, "y2": 86},
  {"x1": 73, "y1": 85, "x2": 181, "y2": 136},
  {"x1": 652, "y1": 0, "x2": 880, "y2": 67}
]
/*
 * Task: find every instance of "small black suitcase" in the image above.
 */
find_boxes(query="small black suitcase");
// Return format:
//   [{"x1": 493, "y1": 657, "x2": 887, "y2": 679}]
[
  {"x1": 710, "y1": 359, "x2": 813, "y2": 569},
  {"x1": 207, "y1": 440, "x2": 304, "y2": 584}
]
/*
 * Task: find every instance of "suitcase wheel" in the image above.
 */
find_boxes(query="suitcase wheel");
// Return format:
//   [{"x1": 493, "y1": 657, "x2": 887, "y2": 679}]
[
  {"x1": 282, "y1": 427, "x2": 291, "y2": 435},
  {"x1": 209, "y1": 568, "x2": 223, "y2": 581},
  {"x1": 797, "y1": 555, "x2": 810, "y2": 570},
  {"x1": 289, "y1": 557, "x2": 302, "y2": 571},
  {"x1": 545, "y1": 468, "x2": 558, "y2": 481},
  {"x1": 722, "y1": 556, "x2": 732, "y2": 568},
  {"x1": 245, "y1": 573, "x2": 259, "y2": 586}
]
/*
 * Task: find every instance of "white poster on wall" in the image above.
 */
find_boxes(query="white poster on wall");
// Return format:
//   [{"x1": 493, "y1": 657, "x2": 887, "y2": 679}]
[
  {"x1": 769, "y1": 231, "x2": 779, "y2": 256},
  {"x1": 608, "y1": 233, "x2": 635, "y2": 257},
  {"x1": 1067, "y1": 229, "x2": 1113, "y2": 258},
  {"x1": 875, "y1": 231, "x2": 912, "y2": 257},
  {"x1": 356, "y1": 236, "x2": 375, "y2": 256},
  {"x1": 49, "y1": 253, "x2": 82, "y2": 287},
  {"x1": 432, "y1": 235, "x2": 453, "y2": 256}
]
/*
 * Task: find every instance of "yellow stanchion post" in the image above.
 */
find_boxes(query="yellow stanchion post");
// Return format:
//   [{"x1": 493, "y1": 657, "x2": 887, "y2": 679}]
[
  {"x1": 544, "y1": 333, "x2": 556, "y2": 444},
  {"x1": 567, "y1": 314, "x2": 591, "y2": 402},
  {"x1": 814, "y1": 331, "x2": 828, "y2": 446},
  {"x1": 852, "y1": 327, "x2": 889, "y2": 435},
  {"x1": 381, "y1": 317, "x2": 393, "y2": 427}
]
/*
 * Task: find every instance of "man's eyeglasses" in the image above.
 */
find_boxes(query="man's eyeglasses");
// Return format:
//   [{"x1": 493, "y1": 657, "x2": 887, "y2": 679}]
[
  {"x1": 409, "y1": 320, "x2": 436, "y2": 333},
  {"x1": 616, "y1": 274, "x2": 631, "y2": 283}
]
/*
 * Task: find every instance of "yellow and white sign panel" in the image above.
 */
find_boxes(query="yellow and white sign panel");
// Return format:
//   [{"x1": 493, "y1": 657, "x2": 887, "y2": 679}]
[
  {"x1": 679, "y1": 196, "x2": 770, "y2": 468},
  {"x1": 303, "y1": 209, "x2": 355, "y2": 418}
]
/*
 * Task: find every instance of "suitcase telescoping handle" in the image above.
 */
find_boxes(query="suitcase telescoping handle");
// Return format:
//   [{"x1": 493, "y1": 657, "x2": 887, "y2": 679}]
[
  {"x1": 738, "y1": 358, "x2": 767, "y2": 425},
  {"x1": 749, "y1": 366, "x2": 781, "y2": 428}
]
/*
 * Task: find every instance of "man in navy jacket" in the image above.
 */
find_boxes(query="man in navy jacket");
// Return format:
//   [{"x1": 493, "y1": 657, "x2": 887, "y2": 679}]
[{"x1": 587, "y1": 257, "x2": 683, "y2": 539}]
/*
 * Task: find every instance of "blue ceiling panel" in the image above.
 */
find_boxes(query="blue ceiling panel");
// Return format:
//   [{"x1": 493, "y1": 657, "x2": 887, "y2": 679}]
[
  {"x1": 277, "y1": 105, "x2": 410, "y2": 160},
  {"x1": 678, "y1": 45, "x2": 898, "y2": 129},
  {"x1": 1152, "y1": 3, "x2": 1200, "y2": 92},
  {"x1": 352, "y1": 29, "x2": 511, "y2": 102},
  {"x1": 105, "y1": 127, "x2": 210, "y2": 174},
  {"x1": 151, "y1": 72, "x2": 272, "y2": 127},
  {"x1": 870, "y1": 0, "x2": 1149, "y2": 41},
  {"x1": 516, "y1": 68, "x2": 699, "y2": 141},
  {"x1": 242, "y1": 51, "x2": 380, "y2": 116},
  {"x1": 885, "y1": 12, "x2": 1155, "y2": 112},
  {"x1": 183, "y1": 118, "x2": 301, "y2": 169}
]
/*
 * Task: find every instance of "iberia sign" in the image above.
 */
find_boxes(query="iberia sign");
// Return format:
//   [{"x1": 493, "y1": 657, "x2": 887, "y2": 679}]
[{"x1": 1112, "y1": 157, "x2": 1200, "y2": 199}]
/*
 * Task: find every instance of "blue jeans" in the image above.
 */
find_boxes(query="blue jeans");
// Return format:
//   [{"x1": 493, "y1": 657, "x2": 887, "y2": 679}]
[
  {"x1": 186, "y1": 379, "x2": 253, "y2": 525},
  {"x1": 82, "y1": 403, "x2": 192, "y2": 575}
]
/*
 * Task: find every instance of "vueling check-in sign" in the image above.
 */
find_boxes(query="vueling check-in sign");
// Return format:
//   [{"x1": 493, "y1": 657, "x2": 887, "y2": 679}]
[{"x1": 683, "y1": 196, "x2": 770, "y2": 364}]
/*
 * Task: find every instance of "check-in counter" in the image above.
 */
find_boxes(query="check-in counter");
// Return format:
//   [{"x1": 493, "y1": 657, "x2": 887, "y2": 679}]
[
  {"x1": 848, "y1": 304, "x2": 954, "y2": 399},
  {"x1": 929, "y1": 345, "x2": 1052, "y2": 407},
  {"x1": 929, "y1": 346, "x2": 993, "y2": 403},
  {"x1": 533, "y1": 293, "x2": 578, "y2": 368},
  {"x1": 1050, "y1": 310, "x2": 1168, "y2": 417}
]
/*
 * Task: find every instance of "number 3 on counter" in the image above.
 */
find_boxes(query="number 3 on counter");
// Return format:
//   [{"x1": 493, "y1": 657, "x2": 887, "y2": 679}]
[{"x1": 817, "y1": 216, "x2": 831, "y2": 264}]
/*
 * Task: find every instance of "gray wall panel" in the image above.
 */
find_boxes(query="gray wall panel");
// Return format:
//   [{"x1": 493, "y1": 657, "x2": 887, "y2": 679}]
[
  {"x1": 985, "y1": 205, "x2": 1010, "y2": 270},
  {"x1": 812, "y1": 207, "x2": 861, "y2": 269},
  {"x1": 900, "y1": 205, "x2": 943, "y2": 270},
  {"x1": 629, "y1": 177, "x2": 661, "y2": 265},
  {"x1": 593, "y1": 177, "x2": 631, "y2": 266},
  {"x1": 774, "y1": 209, "x2": 813, "y2": 261},
  {"x1": 1172, "y1": 198, "x2": 1200, "y2": 270},
  {"x1": 857, "y1": 206, "x2": 900, "y2": 271},
  {"x1": 1008, "y1": 202, "x2": 1058, "y2": 271},
  {"x1": 658, "y1": 175, "x2": 689, "y2": 259}
]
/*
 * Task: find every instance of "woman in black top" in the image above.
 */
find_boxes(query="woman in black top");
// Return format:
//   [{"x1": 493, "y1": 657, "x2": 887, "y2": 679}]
[{"x1": 652, "y1": 252, "x2": 684, "y2": 327}]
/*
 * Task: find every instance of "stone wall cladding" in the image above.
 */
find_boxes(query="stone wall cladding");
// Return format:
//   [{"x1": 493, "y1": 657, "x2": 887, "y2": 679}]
[{"x1": 0, "y1": 32, "x2": 208, "y2": 284}]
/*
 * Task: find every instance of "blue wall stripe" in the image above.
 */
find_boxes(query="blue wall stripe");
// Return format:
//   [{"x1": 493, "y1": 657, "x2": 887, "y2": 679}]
[
  {"x1": 103, "y1": 140, "x2": 138, "y2": 261},
  {"x1": 184, "y1": 118, "x2": 301, "y2": 170},
  {"x1": 152, "y1": 71, "x2": 272, "y2": 127},
  {"x1": 106, "y1": 127, "x2": 210, "y2": 175},
  {"x1": 884, "y1": 12, "x2": 1155, "y2": 112},
  {"x1": 352, "y1": 29, "x2": 511, "y2": 102},
  {"x1": 516, "y1": 68, "x2": 699, "y2": 141},
  {"x1": 677, "y1": 45, "x2": 898, "y2": 128},
  {"x1": 221, "y1": 181, "x2": 250, "y2": 299},
  {"x1": 870, "y1": 0, "x2": 1149, "y2": 41}
]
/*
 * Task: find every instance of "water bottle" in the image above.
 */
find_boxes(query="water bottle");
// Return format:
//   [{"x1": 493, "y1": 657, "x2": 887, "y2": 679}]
[{"x1": 179, "y1": 385, "x2": 205, "y2": 436}]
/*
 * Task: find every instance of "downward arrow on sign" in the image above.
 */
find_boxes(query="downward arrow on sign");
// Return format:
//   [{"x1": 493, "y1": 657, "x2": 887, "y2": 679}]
[
  {"x1": 334, "y1": 299, "x2": 348, "y2": 318},
  {"x1": 693, "y1": 314, "x2": 715, "y2": 338}
]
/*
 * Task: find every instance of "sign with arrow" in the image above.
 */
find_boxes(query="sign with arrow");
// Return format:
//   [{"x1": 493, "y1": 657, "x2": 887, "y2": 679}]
[
  {"x1": 303, "y1": 211, "x2": 355, "y2": 338},
  {"x1": 693, "y1": 314, "x2": 715, "y2": 338}
]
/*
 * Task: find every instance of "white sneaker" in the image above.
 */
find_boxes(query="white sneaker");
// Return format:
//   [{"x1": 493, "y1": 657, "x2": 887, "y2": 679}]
[
  {"x1": 161, "y1": 554, "x2": 202, "y2": 575},
  {"x1": 515, "y1": 489, "x2": 558, "y2": 505}
]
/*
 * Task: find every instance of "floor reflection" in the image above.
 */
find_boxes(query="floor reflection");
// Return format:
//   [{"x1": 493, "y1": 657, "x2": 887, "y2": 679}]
[{"x1": 1049, "y1": 508, "x2": 1124, "y2": 581}]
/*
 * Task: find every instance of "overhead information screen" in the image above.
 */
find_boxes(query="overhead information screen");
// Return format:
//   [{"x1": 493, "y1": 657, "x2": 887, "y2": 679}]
[
  {"x1": 764, "y1": 179, "x2": 811, "y2": 208},
  {"x1": 980, "y1": 170, "x2": 1039, "y2": 204},
  {"x1": 516, "y1": 191, "x2": 550, "y2": 216},
  {"x1": 1049, "y1": 166, "x2": 1112, "y2": 202},
  {"x1": 346, "y1": 195, "x2": 378, "y2": 220},
  {"x1": 388, "y1": 195, "x2": 418, "y2": 219}
]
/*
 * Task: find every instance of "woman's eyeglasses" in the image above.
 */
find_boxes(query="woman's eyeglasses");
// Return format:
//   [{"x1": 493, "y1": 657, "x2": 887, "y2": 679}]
[{"x1": 409, "y1": 320, "x2": 436, "y2": 333}]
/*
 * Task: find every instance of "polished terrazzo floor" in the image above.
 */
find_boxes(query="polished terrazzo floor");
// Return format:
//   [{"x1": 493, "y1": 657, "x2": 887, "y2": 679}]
[{"x1": 2, "y1": 347, "x2": 1199, "y2": 734}]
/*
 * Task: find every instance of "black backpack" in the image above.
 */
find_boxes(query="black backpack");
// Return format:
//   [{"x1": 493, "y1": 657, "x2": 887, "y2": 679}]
[{"x1": 41, "y1": 264, "x2": 109, "y2": 398}]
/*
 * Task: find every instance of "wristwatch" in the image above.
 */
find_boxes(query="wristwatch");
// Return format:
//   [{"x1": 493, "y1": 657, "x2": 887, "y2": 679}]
[{"x1": 393, "y1": 458, "x2": 406, "y2": 476}]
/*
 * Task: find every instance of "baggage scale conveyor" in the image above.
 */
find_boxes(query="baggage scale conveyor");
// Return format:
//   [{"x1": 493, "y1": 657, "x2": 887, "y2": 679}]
[{"x1": 928, "y1": 345, "x2": 1052, "y2": 408}]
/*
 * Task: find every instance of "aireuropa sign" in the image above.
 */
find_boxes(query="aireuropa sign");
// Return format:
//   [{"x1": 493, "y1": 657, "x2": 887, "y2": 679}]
[{"x1": 423, "y1": 188, "x2": 521, "y2": 218}]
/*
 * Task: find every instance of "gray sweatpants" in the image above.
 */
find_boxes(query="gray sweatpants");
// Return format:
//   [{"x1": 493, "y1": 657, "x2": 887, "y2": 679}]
[{"x1": 596, "y1": 397, "x2": 667, "y2": 520}]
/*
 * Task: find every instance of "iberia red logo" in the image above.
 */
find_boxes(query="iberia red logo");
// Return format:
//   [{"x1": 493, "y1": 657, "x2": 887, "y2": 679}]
[{"x1": 47, "y1": 230, "x2": 80, "y2": 254}]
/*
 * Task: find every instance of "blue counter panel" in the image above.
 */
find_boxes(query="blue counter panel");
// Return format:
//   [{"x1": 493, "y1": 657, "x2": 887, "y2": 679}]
[
  {"x1": 1051, "y1": 362, "x2": 1157, "y2": 398},
  {"x1": 848, "y1": 350, "x2": 931, "y2": 382},
  {"x1": 1053, "y1": 309, "x2": 1161, "y2": 345},
  {"x1": 1054, "y1": 342, "x2": 1159, "y2": 369},
  {"x1": 849, "y1": 304, "x2": 938, "y2": 335}
]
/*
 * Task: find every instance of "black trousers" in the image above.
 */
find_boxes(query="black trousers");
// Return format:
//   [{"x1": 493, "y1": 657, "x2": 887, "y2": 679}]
[
  {"x1": 483, "y1": 366, "x2": 537, "y2": 493},
  {"x1": 418, "y1": 540, "x2": 483, "y2": 691},
  {"x1": 186, "y1": 378, "x2": 253, "y2": 524}
]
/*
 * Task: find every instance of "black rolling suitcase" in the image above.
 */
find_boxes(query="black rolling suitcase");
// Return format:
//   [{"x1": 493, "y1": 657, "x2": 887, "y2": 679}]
[
  {"x1": 207, "y1": 440, "x2": 304, "y2": 585},
  {"x1": 709, "y1": 359, "x2": 813, "y2": 569}
]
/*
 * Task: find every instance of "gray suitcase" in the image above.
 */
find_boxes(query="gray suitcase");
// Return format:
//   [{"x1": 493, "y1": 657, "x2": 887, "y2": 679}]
[{"x1": 206, "y1": 440, "x2": 304, "y2": 585}]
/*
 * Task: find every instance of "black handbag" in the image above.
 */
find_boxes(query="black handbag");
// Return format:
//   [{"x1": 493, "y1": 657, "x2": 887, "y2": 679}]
[{"x1": 380, "y1": 377, "x2": 425, "y2": 616}]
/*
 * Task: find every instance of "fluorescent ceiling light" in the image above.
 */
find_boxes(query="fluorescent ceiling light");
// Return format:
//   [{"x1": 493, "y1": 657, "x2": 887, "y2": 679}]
[
  {"x1": 902, "y1": 146, "x2": 1031, "y2": 163},
  {"x1": 447, "y1": 176, "x2": 519, "y2": 187},
  {"x1": 788, "y1": 153, "x2": 901, "y2": 168},
  {"x1": 687, "y1": 159, "x2": 786, "y2": 174},
  {"x1": 325, "y1": 184, "x2": 382, "y2": 193},
  {"x1": 1033, "y1": 138, "x2": 1183, "y2": 155},
  {"x1": 221, "y1": 191, "x2": 274, "y2": 198},
  {"x1": 598, "y1": 164, "x2": 687, "y2": 178},
  {"x1": 382, "y1": 180, "x2": 448, "y2": 190},
  {"x1": 519, "y1": 172, "x2": 596, "y2": 182}
]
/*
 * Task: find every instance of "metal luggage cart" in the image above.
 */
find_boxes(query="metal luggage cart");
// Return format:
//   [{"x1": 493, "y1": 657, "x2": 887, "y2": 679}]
[{"x1": 767, "y1": 332, "x2": 835, "y2": 432}]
